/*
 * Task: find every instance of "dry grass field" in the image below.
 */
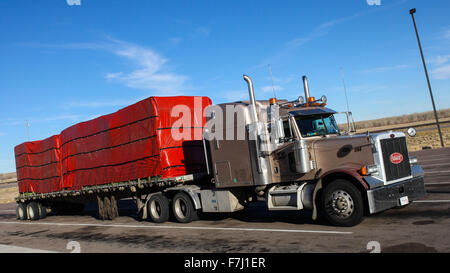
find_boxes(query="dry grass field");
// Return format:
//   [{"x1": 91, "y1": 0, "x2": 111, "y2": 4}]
[
  {"x1": 0, "y1": 186, "x2": 18, "y2": 204},
  {"x1": 354, "y1": 108, "x2": 450, "y2": 130},
  {"x1": 0, "y1": 172, "x2": 17, "y2": 184},
  {"x1": 352, "y1": 108, "x2": 450, "y2": 152}
]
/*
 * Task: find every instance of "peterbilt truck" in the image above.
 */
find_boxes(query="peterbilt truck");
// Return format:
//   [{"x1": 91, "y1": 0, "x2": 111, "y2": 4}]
[{"x1": 14, "y1": 75, "x2": 426, "y2": 227}]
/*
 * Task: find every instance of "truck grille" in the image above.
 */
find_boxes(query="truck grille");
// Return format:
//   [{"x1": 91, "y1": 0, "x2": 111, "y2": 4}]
[{"x1": 380, "y1": 137, "x2": 411, "y2": 182}]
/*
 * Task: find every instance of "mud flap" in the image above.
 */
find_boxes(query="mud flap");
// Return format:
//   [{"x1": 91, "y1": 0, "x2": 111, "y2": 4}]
[
  {"x1": 311, "y1": 179, "x2": 323, "y2": 221},
  {"x1": 142, "y1": 200, "x2": 148, "y2": 220}
]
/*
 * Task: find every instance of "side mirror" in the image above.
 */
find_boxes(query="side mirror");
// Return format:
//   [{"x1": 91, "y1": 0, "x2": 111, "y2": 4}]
[{"x1": 407, "y1": 127, "x2": 417, "y2": 137}]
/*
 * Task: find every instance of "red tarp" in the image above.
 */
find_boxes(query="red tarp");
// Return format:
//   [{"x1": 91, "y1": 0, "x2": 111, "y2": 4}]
[
  {"x1": 14, "y1": 96, "x2": 212, "y2": 193},
  {"x1": 14, "y1": 135, "x2": 62, "y2": 194}
]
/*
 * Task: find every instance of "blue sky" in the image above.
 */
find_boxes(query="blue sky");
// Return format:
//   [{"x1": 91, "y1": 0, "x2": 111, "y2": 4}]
[{"x1": 1, "y1": 0, "x2": 450, "y2": 172}]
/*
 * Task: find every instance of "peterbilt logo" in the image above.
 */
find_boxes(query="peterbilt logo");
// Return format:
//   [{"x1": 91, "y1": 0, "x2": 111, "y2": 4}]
[{"x1": 389, "y1": 153, "x2": 404, "y2": 164}]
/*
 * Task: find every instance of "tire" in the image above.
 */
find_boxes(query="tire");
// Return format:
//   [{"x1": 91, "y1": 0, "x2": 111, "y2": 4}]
[
  {"x1": 321, "y1": 179, "x2": 364, "y2": 227},
  {"x1": 27, "y1": 202, "x2": 40, "y2": 221},
  {"x1": 147, "y1": 193, "x2": 170, "y2": 223},
  {"x1": 172, "y1": 192, "x2": 198, "y2": 223},
  {"x1": 38, "y1": 203, "x2": 47, "y2": 219},
  {"x1": 16, "y1": 203, "x2": 27, "y2": 220}
]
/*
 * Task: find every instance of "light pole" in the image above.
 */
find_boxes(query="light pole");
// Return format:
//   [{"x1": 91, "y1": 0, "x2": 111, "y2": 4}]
[{"x1": 409, "y1": 8, "x2": 445, "y2": 148}]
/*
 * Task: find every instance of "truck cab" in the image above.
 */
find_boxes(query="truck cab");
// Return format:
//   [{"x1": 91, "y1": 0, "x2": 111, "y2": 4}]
[{"x1": 201, "y1": 75, "x2": 426, "y2": 226}]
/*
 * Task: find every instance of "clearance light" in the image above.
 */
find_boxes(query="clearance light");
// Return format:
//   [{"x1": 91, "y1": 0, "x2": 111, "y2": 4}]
[
  {"x1": 269, "y1": 98, "x2": 277, "y2": 105},
  {"x1": 307, "y1": 96, "x2": 316, "y2": 102},
  {"x1": 360, "y1": 164, "x2": 378, "y2": 176}
]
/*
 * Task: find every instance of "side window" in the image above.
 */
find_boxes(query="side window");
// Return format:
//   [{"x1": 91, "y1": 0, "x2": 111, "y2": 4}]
[{"x1": 283, "y1": 120, "x2": 292, "y2": 138}]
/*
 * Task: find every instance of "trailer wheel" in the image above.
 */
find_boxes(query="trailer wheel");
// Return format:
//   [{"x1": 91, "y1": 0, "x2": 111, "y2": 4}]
[
  {"x1": 38, "y1": 203, "x2": 47, "y2": 219},
  {"x1": 172, "y1": 192, "x2": 198, "y2": 223},
  {"x1": 321, "y1": 179, "x2": 364, "y2": 227},
  {"x1": 148, "y1": 194, "x2": 170, "y2": 223},
  {"x1": 27, "y1": 202, "x2": 40, "y2": 221},
  {"x1": 16, "y1": 203, "x2": 27, "y2": 220}
]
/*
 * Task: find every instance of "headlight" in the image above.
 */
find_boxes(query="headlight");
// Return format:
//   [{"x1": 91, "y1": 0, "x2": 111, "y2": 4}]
[
  {"x1": 360, "y1": 164, "x2": 378, "y2": 176},
  {"x1": 409, "y1": 156, "x2": 418, "y2": 165}
]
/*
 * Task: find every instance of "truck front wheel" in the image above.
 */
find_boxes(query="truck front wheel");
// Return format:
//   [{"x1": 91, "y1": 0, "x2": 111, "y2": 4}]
[
  {"x1": 172, "y1": 192, "x2": 198, "y2": 223},
  {"x1": 321, "y1": 179, "x2": 364, "y2": 227},
  {"x1": 148, "y1": 194, "x2": 170, "y2": 223}
]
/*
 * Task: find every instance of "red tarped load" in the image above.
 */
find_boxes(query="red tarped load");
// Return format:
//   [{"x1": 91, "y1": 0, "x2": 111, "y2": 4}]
[
  {"x1": 14, "y1": 96, "x2": 212, "y2": 193},
  {"x1": 14, "y1": 135, "x2": 62, "y2": 194}
]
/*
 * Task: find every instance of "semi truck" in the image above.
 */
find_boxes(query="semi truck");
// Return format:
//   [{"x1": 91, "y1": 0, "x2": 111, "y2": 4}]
[{"x1": 14, "y1": 75, "x2": 426, "y2": 226}]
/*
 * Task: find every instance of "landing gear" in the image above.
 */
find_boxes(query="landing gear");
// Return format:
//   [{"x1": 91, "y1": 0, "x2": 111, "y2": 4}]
[{"x1": 97, "y1": 194, "x2": 118, "y2": 220}]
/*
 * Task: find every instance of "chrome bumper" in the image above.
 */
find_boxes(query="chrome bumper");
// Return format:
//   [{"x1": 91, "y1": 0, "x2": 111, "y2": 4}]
[{"x1": 366, "y1": 174, "x2": 426, "y2": 214}]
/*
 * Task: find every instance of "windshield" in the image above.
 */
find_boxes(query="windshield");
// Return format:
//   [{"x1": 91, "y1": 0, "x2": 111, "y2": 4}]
[{"x1": 294, "y1": 114, "x2": 340, "y2": 137}]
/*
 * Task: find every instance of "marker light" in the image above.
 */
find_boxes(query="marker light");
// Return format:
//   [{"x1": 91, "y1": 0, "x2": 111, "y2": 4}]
[
  {"x1": 360, "y1": 164, "x2": 378, "y2": 176},
  {"x1": 269, "y1": 98, "x2": 277, "y2": 105},
  {"x1": 307, "y1": 96, "x2": 316, "y2": 102}
]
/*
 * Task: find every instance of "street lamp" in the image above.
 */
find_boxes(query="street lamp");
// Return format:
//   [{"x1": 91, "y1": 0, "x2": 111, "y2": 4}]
[{"x1": 409, "y1": 8, "x2": 445, "y2": 148}]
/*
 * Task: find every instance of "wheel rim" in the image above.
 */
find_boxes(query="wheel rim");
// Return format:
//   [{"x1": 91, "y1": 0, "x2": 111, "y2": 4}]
[
  {"x1": 27, "y1": 205, "x2": 34, "y2": 219},
  {"x1": 150, "y1": 200, "x2": 162, "y2": 220},
  {"x1": 174, "y1": 198, "x2": 188, "y2": 220},
  {"x1": 18, "y1": 206, "x2": 24, "y2": 218},
  {"x1": 326, "y1": 190, "x2": 354, "y2": 219}
]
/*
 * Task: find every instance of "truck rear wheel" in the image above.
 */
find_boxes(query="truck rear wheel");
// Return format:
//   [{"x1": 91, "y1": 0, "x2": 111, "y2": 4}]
[
  {"x1": 16, "y1": 203, "x2": 27, "y2": 220},
  {"x1": 27, "y1": 202, "x2": 40, "y2": 221},
  {"x1": 148, "y1": 194, "x2": 170, "y2": 223},
  {"x1": 38, "y1": 203, "x2": 47, "y2": 219},
  {"x1": 172, "y1": 192, "x2": 198, "y2": 223},
  {"x1": 321, "y1": 179, "x2": 364, "y2": 227}
]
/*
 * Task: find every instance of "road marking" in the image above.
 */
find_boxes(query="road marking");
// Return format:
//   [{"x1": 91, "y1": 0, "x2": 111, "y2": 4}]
[
  {"x1": 0, "y1": 221, "x2": 353, "y2": 235},
  {"x1": 414, "y1": 200, "x2": 450, "y2": 203},
  {"x1": 421, "y1": 163, "x2": 450, "y2": 168},
  {"x1": 425, "y1": 182, "x2": 450, "y2": 185},
  {"x1": 425, "y1": 170, "x2": 450, "y2": 174},
  {"x1": 0, "y1": 244, "x2": 58, "y2": 253},
  {"x1": 418, "y1": 158, "x2": 450, "y2": 163}
]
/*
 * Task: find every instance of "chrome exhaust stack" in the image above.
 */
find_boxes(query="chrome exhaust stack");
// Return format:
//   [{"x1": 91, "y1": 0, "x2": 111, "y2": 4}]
[
  {"x1": 243, "y1": 74, "x2": 259, "y2": 123},
  {"x1": 302, "y1": 76, "x2": 310, "y2": 100}
]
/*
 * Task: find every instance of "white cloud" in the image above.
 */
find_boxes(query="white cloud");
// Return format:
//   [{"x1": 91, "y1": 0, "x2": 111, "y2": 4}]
[
  {"x1": 106, "y1": 40, "x2": 188, "y2": 94},
  {"x1": 219, "y1": 90, "x2": 249, "y2": 102},
  {"x1": 65, "y1": 99, "x2": 132, "y2": 109},
  {"x1": 428, "y1": 55, "x2": 450, "y2": 66},
  {"x1": 24, "y1": 39, "x2": 189, "y2": 94},
  {"x1": 261, "y1": 85, "x2": 284, "y2": 93},
  {"x1": 360, "y1": 64, "x2": 409, "y2": 73},
  {"x1": 431, "y1": 64, "x2": 450, "y2": 80}
]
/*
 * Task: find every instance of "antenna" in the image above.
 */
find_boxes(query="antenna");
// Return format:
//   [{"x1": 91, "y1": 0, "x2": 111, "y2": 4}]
[
  {"x1": 340, "y1": 67, "x2": 350, "y2": 113},
  {"x1": 25, "y1": 120, "x2": 30, "y2": 141},
  {"x1": 268, "y1": 64, "x2": 277, "y2": 98}
]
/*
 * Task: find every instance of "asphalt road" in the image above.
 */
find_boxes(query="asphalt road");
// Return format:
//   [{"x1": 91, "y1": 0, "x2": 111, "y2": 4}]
[{"x1": 0, "y1": 148, "x2": 449, "y2": 253}]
